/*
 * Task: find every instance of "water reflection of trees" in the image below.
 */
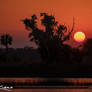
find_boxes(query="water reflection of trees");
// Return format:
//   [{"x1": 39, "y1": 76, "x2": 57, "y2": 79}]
[{"x1": 1, "y1": 78, "x2": 92, "y2": 86}]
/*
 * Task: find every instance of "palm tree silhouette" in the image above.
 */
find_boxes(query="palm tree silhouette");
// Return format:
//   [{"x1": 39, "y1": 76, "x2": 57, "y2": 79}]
[{"x1": 0, "y1": 34, "x2": 13, "y2": 51}]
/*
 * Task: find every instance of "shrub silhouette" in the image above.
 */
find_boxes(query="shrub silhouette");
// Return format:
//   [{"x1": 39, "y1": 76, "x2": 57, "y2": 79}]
[{"x1": 23, "y1": 13, "x2": 74, "y2": 63}]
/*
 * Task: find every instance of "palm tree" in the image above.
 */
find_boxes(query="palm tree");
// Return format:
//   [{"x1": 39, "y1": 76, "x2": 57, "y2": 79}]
[{"x1": 0, "y1": 34, "x2": 13, "y2": 51}]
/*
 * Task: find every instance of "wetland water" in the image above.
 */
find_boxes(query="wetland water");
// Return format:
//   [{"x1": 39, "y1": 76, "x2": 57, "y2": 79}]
[
  {"x1": 0, "y1": 89, "x2": 92, "y2": 92},
  {"x1": 0, "y1": 78, "x2": 92, "y2": 92}
]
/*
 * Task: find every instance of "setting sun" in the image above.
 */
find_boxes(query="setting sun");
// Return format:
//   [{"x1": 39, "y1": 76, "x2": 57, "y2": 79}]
[{"x1": 74, "y1": 32, "x2": 86, "y2": 42}]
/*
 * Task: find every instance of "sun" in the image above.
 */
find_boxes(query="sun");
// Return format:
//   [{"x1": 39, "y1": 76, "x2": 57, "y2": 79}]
[{"x1": 74, "y1": 32, "x2": 86, "y2": 42}]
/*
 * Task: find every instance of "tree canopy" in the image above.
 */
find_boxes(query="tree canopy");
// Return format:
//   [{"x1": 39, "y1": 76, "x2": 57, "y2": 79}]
[{"x1": 23, "y1": 13, "x2": 74, "y2": 63}]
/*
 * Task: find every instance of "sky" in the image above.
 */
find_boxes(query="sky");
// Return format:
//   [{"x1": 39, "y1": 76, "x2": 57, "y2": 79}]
[{"x1": 0, "y1": 0, "x2": 92, "y2": 48}]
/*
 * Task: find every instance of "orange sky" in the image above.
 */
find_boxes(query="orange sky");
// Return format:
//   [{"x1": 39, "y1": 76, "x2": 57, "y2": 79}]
[{"x1": 0, "y1": 0, "x2": 92, "y2": 48}]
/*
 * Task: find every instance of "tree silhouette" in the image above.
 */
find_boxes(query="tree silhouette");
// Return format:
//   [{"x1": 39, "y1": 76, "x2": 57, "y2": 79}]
[
  {"x1": 0, "y1": 34, "x2": 13, "y2": 51},
  {"x1": 83, "y1": 38, "x2": 92, "y2": 50},
  {"x1": 82, "y1": 38, "x2": 92, "y2": 63},
  {"x1": 23, "y1": 13, "x2": 74, "y2": 63}
]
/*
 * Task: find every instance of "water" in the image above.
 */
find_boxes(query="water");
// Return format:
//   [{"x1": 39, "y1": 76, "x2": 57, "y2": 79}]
[
  {"x1": 0, "y1": 78, "x2": 92, "y2": 92},
  {"x1": 0, "y1": 89, "x2": 92, "y2": 92}
]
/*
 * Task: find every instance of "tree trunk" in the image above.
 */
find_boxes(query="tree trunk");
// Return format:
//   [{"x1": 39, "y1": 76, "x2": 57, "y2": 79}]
[{"x1": 6, "y1": 44, "x2": 8, "y2": 52}]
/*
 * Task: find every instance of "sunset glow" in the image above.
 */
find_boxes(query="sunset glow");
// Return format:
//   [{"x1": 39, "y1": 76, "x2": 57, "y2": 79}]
[{"x1": 0, "y1": 0, "x2": 92, "y2": 47}]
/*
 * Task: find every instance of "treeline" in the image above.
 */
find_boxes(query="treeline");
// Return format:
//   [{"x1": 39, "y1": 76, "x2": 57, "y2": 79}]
[{"x1": 0, "y1": 47, "x2": 41, "y2": 64}]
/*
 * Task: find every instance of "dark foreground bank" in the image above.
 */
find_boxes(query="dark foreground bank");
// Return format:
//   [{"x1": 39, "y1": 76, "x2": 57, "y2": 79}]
[{"x1": 0, "y1": 64, "x2": 92, "y2": 77}]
